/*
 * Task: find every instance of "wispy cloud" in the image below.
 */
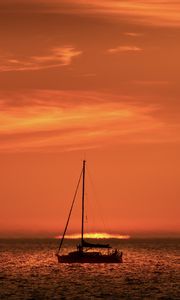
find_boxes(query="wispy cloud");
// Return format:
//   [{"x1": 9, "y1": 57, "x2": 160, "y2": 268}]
[
  {"x1": 0, "y1": 46, "x2": 82, "y2": 72},
  {"x1": 108, "y1": 46, "x2": 143, "y2": 53},
  {"x1": 68, "y1": 0, "x2": 180, "y2": 27},
  {"x1": 1, "y1": 1, "x2": 179, "y2": 27},
  {"x1": 132, "y1": 80, "x2": 170, "y2": 86},
  {"x1": 124, "y1": 32, "x2": 143, "y2": 37},
  {"x1": 0, "y1": 90, "x2": 173, "y2": 153},
  {"x1": 0, "y1": 0, "x2": 180, "y2": 27}
]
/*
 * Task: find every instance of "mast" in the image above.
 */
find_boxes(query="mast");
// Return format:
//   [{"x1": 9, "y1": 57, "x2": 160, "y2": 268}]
[{"x1": 81, "y1": 160, "x2": 86, "y2": 246}]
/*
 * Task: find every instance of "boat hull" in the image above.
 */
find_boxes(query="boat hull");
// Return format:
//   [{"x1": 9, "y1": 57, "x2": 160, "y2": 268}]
[{"x1": 56, "y1": 252, "x2": 123, "y2": 264}]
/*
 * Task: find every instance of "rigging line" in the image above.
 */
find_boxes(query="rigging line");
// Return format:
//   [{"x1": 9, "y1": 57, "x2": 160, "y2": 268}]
[
  {"x1": 57, "y1": 168, "x2": 83, "y2": 254},
  {"x1": 86, "y1": 184, "x2": 98, "y2": 234},
  {"x1": 86, "y1": 166, "x2": 108, "y2": 234}
]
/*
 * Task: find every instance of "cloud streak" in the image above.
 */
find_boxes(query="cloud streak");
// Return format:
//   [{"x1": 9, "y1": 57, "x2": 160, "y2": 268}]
[
  {"x1": 108, "y1": 46, "x2": 143, "y2": 53},
  {"x1": 0, "y1": 46, "x2": 82, "y2": 72},
  {"x1": 64, "y1": 0, "x2": 180, "y2": 27},
  {"x1": 0, "y1": 89, "x2": 175, "y2": 153},
  {"x1": 0, "y1": 1, "x2": 179, "y2": 27}
]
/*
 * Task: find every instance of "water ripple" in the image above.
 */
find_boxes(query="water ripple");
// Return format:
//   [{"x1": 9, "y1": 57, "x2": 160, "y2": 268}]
[{"x1": 0, "y1": 239, "x2": 179, "y2": 299}]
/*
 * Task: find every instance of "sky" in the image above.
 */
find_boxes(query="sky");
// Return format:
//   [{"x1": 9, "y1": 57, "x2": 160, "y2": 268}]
[{"x1": 0, "y1": 0, "x2": 180, "y2": 238}]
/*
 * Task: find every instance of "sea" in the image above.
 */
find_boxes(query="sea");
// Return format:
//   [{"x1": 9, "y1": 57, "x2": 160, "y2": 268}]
[{"x1": 0, "y1": 238, "x2": 179, "y2": 300}]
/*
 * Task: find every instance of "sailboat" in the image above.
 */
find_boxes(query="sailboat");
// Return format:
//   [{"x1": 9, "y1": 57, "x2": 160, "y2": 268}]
[{"x1": 56, "y1": 160, "x2": 123, "y2": 263}]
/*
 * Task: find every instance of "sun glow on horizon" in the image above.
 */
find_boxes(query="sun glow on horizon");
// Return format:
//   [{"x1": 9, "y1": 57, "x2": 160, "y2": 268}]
[{"x1": 55, "y1": 233, "x2": 130, "y2": 239}]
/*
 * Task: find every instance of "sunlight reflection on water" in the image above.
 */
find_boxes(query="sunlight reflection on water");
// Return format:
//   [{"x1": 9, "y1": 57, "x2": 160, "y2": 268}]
[{"x1": 0, "y1": 239, "x2": 179, "y2": 299}]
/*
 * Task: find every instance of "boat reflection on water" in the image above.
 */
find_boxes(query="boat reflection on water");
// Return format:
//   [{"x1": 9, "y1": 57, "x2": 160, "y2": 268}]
[{"x1": 56, "y1": 160, "x2": 123, "y2": 263}]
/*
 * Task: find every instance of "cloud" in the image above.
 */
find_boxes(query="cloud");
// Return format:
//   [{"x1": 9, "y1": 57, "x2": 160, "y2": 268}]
[
  {"x1": 0, "y1": 1, "x2": 179, "y2": 27},
  {"x1": 124, "y1": 32, "x2": 143, "y2": 37},
  {"x1": 107, "y1": 46, "x2": 143, "y2": 53},
  {"x1": 68, "y1": 0, "x2": 180, "y2": 27},
  {"x1": 132, "y1": 80, "x2": 170, "y2": 86},
  {"x1": 0, "y1": 89, "x2": 174, "y2": 153},
  {"x1": 0, "y1": 46, "x2": 82, "y2": 72}
]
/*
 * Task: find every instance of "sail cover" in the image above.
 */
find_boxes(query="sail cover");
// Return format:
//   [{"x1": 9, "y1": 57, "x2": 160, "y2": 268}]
[{"x1": 82, "y1": 240, "x2": 111, "y2": 248}]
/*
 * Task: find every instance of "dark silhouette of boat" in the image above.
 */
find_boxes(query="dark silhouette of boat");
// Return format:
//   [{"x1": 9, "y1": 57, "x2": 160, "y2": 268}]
[{"x1": 56, "y1": 160, "x2": 123, "y2": 263}]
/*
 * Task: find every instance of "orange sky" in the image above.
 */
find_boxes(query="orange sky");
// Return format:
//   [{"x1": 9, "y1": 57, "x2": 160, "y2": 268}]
[{"x1": 0, "y1": 0, "x2": 180, "y2": 238}]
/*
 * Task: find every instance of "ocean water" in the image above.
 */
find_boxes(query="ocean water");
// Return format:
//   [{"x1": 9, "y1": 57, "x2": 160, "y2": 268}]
[{"x1": 0, "y1": 239, "x2": 179, "y2": 300}]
